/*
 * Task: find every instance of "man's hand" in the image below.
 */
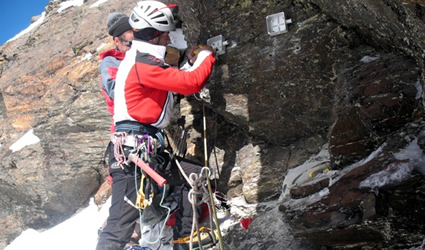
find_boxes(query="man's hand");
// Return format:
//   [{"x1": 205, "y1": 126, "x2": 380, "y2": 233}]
[{"x1": 188, "y1": 44, "x2": 216, "y2": 64}]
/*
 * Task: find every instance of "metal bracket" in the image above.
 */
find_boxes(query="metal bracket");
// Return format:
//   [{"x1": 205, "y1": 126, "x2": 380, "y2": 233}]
[
  {"x1": 207, "y1": 35, "x2": 229, "y2": 56},
  {"x1": 266, "y1": 12, "x2": 292, "y2": 36}
]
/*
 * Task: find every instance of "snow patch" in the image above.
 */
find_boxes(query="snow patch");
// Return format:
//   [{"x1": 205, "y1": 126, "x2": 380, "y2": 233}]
[
  {"x1": 57, "y1": 0, "x2": 85, "y2": 13},
  {"x1": 90, "y1": 0, "x2": 109, "y2": 8},
  {"x1": 7, "y1": 12, "x2": 46, "y2": 43},
  {"x1": 360, "y1": 137, "x2": 425, "y2": 190},
  {"x1": 228, "y1": 196, "x2": 258, "y2": 219},
  {"x1": 280, "y1": 143, "x2": 388, "y2": 210},
  {"x1": 97, "y1": 43, "x2": 107, "y2": 51},
  {"x1": 81, "y1": 52, "x2": 93, "y2": 61},
  {"x1": 359, "y1": 162, "x2": 414, "y2": 190},
  {"x1": 360, "y1": 55, "x2": 379, "y2": 63},
  {"x1": 394, "y1": 136, "x2": 425, "y2": 175},
  {"x1": 328, "y1": 143, "x2": 387, "y2": 187},
  {"x1": 279, "y1": 144, "x2": 333, "y2": 209},
  {"x1": 5, "y1": 198, "x2": 110, "y2": 250},
  {"x1": 9, "y1": 129, "x2": 40, "y2": 152},
  {"x1": 281, "y1": 144, "x2": 330, "y2": 199}
]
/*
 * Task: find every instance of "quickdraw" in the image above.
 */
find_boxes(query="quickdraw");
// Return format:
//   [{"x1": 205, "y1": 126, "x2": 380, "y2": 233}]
[{"x1": 136, "y1": 174, "x2": 152, "y2": 209}]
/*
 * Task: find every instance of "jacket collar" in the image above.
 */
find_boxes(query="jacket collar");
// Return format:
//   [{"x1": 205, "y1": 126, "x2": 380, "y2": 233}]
[
  {"x1": 99, "y1": 48, "x2": 125, "y2": 60},
  {"x1": 131, "y1": 39, "x2": 167, "y2": 61}
]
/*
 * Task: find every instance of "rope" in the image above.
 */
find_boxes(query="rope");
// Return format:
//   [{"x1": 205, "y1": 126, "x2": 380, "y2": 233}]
[
  {"x1": 174, "y1": 160, "x2": 207, "y2": 249},
  {"x1": 199, "y1": 168, "x2": 217, "y2": 244},
  {"x1": 133, "y1": 141, "x2": 172, "y2": 246},
  {"x1": 188, "y1": 173, "x2": 203, "y2": 250},
  {"x1": 174, "y1": 158, "x2": 191, "y2": 184},
  {"x1": 194, "y1": 90, "x2": 225, "y2": 250},
  {"x1": 111, "y1": 132, "x2": 127, "y2": 164},
  {"x1": 113, "y1": 128, "x2": 180, "y2": 248},
  {"x1": 201, "y1": 103, "x2": 224, "y2": 250},
  {"x1": 186, "y1": 170, "x2": 213, "y2": 250},
  {"x1": 139, "y1": 183, "x2": 172, "y2": 245},
  {"x1": 175, "y1": 159, "x2": 217, "y2": 250}
]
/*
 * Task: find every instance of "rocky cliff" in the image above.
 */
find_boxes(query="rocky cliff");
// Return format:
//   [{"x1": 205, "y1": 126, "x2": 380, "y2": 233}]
[{"x1": 1, "y1": 0, "x2": 425, "y2": 249}]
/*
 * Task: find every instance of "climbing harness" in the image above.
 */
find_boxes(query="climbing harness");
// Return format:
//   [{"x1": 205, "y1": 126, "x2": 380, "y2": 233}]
[{"x1": 112, "y1": 126, "x2": 174, "y2": 245}]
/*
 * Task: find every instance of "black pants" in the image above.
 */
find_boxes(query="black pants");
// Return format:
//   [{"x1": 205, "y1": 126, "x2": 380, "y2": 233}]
[{"x1": 96, "y1": 147, "x2": 141, "y2": 250}]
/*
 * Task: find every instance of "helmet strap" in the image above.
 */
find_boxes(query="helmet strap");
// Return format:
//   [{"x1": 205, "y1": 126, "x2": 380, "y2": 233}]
[{"x1": 156, "y1": 32, "x2": 165, "y2": 45}]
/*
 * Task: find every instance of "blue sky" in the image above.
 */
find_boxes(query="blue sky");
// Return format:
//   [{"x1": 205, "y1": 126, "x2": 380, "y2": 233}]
[{"x1": 0, "y1": 0, "x2": 51, "y2": 45}]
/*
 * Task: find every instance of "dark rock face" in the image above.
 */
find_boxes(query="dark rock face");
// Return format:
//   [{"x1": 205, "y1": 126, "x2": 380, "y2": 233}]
[
  {"x1": 282, "y1": 123, "x2": 425, "y2": 248},
  {"x1": 330, "y1": 53, "x2": 423, "y2": 167},
  {"x1": 0, "y1": 0, "x2": 425, "y2": 249}
]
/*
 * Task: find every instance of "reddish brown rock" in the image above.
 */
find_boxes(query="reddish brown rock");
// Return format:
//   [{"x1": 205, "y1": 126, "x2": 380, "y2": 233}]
[{"x1": 1, "y1": 0, "x2": 425, "y2": 249}]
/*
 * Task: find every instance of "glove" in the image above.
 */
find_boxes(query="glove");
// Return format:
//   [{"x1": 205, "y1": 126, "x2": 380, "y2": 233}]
[
  {"x1": 193, "y1": 44, "x2": 215, "y2": 55},
  {"x1": 187, "y1": 44, "x2": 216, "y2": 64}
]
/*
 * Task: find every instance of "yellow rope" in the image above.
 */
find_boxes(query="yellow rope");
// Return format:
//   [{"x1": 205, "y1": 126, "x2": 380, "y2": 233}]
[{"x1": 202, "y1": 104, "x2": 224, "y2": 250}]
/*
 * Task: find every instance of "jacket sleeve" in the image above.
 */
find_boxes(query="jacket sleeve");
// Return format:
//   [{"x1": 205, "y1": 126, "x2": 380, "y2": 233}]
[
  {"x1": 139, "y1": 51, "x2": 216, "y2": 95},
  {"x1": 100, "y1": 57, "x2": 118, "y2": 99}
]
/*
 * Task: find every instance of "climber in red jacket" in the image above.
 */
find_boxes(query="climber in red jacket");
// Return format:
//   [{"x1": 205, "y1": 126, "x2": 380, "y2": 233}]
[
  {"x1": 97, "y1": 12, "x2": 141, "y2": 249},
  {"x1": 96, "y1": 1, "x2": 216, "y2": 250}
]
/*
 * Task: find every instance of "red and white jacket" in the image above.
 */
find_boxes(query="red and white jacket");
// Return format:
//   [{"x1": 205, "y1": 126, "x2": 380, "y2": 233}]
[
  {"x1": 99, "y1": 48, "x2": 125, "y2": 132},
  {"x1": 114, "y1": 40, "x2": 215, "y2": 129}
]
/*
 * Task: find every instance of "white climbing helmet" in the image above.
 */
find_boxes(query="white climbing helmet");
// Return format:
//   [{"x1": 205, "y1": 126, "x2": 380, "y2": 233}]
[{"x1": 130, "y1": 1, "x2": 178, "y2": 32}]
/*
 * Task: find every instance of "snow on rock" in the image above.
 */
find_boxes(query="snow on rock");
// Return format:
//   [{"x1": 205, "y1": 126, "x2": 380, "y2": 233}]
[
  {"x1": 90, "y1": 0, "x2": 109, "y2": 8},
  {"x1": 5, "y1": 198, "x2": 110, "y2": 250},
  {"x1": 360, "y1": 133, "x2": 425, "y2": 190},
  {"x1": 9, "y1": 129, "x2": 40, "y2": 152},
  {"x1": 360, "y1": 55, "x2": 379, "y2": 63},
  {"x1": 280, "y1": 144, "x2": 332, "y2": 209},
  {"x1": 7, "y1": 12, "x2": 46, "y2": 43},
  {"x1": 394, "y1": 132, "x2": 425, "y2": 175},
  {"x1": 57, "y1": 0, "x2": 85, "y2": 13}
]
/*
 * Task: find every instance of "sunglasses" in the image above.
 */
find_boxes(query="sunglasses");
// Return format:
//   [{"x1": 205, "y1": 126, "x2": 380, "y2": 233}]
[{"x1": 119, "y1": 37, "x2": 132, "y2": 47}]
